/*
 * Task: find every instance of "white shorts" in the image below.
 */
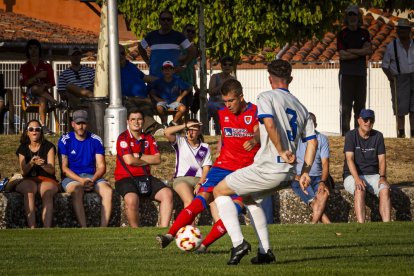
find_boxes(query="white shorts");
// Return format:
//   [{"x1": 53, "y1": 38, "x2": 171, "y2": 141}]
[
  {"x1": 343, "y1": 174, "x2": 389, "y2": 197},
  {"x1": 157, "y1": 101, "x2": 182, "y2": 111},
  {"x1": 225, "y1": 164, "x2": 294, "y2": 203}
]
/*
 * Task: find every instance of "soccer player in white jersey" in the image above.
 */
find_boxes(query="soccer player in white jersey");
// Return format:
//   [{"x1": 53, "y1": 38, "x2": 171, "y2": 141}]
[{"x1": 213, "y1": 60, "x2": 318, "y2": 265}]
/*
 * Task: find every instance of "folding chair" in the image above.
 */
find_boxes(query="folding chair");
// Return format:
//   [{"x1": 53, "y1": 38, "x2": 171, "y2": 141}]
[{"x1": 19, "y1": 86, "x2": 59, "y2": 133}]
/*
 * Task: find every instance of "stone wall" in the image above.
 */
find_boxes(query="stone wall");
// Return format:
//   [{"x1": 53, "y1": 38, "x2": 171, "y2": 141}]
[{"x1": 0, "y1": 185, "x2": 412, "y2": 228}]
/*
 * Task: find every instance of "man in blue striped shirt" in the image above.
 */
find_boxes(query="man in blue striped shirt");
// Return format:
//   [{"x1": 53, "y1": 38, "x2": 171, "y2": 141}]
[
  {"x1": 138, "y1": 10, "x2": 197, "y2": 78},
  {"x1": 58, "y1": 47, "x2": 95, "y2": 108}
]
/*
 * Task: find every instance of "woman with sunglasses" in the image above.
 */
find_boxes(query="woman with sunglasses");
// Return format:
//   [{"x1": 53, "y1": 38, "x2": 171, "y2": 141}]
[
  {"x1": 164, "y1": 119, "x2": 212, "y2": 209},
  {"x1": 208, "y1": 56, "x2": 235, "y2": 135},
  {"x1": 15, "y1": 119, "x2": 58, "y2": 228}
]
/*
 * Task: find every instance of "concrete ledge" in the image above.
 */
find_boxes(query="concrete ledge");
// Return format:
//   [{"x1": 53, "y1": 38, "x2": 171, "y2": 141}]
[{"x1": 0, "y1": 185, "x2": 412, "y2": 228}]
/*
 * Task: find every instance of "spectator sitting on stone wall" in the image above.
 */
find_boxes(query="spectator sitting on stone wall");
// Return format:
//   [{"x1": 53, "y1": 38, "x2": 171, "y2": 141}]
[
  {"x1": 343, "y1": 109, "x2": 391, "y2": 223},
  {"x1": 291, "y1": 112, "x2": 331, "y2": 224},
  {"x1": 15, "y1": 119, "x2": 59, "y2": 228},
  {"x1": 58, "y1": 110, "x2": 113, "y2": 227}
]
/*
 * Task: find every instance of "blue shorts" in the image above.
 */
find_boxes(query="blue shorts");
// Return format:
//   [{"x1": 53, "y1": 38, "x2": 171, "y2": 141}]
[
  {"x1": 198, "y1": 167, "x2": 242, "y2": 202},
  {"x1": 61, "y1": 173, "x2": 107, "y2": 192},
  {"x1": 291, "y1": 175, "x2": 321, "y2": 205}
]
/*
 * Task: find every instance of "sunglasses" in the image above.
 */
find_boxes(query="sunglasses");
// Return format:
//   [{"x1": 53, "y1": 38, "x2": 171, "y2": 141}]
[
  {"x1": 160, "y1": 17, "x2": 173, "y2": 22},
  {"x1": 362, "y1": 118, "x2": 375, "y2": 123},
  {"x1": 28, "y1": 127, "x2": 42, "y2": 132}
]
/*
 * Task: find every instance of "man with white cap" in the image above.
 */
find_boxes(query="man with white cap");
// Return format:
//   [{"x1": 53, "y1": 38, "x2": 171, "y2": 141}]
[
  {"x1": 337, "y1": 4, "x2": 372, "y2": 136},
  {"x1": 150, "y1": 60, "x2": 191, "y2": 126},
  {"x1": 343, "y1": 109, "x2": 391, "y2": 223},
  {"x1": 382, "y1": 18, "x2": 414, "y2": 138},
  {"x1": 58, "y1": 109, "x2": 113, "y2": 227},
  {"x1": 58, "y1": 47, "x2": 95, "y2": 109}
]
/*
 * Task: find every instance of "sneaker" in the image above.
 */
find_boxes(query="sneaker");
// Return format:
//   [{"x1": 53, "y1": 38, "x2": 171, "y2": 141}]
[
  {"x1": 227, "y1": 239, "x2": 251, "y2": 265},
  {"x1": 251, "y1": 249, "x2": 276, "y2": 264},
  {"x1": 156, "y1": 234, "x2": 174, "y2": 249},
  {"x1": 194, "y1": 244, "x2": 208, "y2": 254}
]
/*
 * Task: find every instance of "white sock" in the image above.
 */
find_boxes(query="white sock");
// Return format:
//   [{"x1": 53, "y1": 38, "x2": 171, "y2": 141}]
[
  {"x1": 247, "y1": 204, "x2": 270, "y2": 254},
  {"x1": 215, "y1": 196, "x2": 244, "y2": 248}
]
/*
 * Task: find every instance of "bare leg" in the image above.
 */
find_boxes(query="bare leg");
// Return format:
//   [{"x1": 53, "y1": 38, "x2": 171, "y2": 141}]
[
  {"x1": 16, "y1": 179, "x2": 38, "y2": 228},
  {"x1": 311, "y1": 189, "x2": 329, "y2": 224},
  {"x1": 320, "y1": 213, "x2": 331, "y2": 224},
  {"x1": 38, "y1": 97, "x2": 47, "y2": 126},
  {"x1": 66, "y1": 183, "x2": 87, "y2": 227},
  {"x1": 124, "y1": 192, "x2": 139, "y2": 228},
  {"x1": 354, "y1": 189, "x2": 366, "y2": 223},
  {"x1": 95, "y1": 182, "x2": 113, "y2": 227},
  {"x1": 39, "y1": 181, "x2": 58, "y2": 228},
  {"x1": 173, "y1": 105, "x2": 187, "y2": 123},
  {"x1": 6, "y1": 89, "x2": 15, "y2": 131},
  {"x1": 209, "y1": 201, "x2": 220, "y2": 222},
  {"x1": 174, "y1": 182, "x2": 194, "y2": 208},
  {"x1": 379, "y1": 188, "x2": 391, "y2": 222},
  {"x1": 156, "y1": 106, "x2": 167, "y2": 125},
  {"x1": 154, "y1": 187, "x2": 173, "y2": 227}
]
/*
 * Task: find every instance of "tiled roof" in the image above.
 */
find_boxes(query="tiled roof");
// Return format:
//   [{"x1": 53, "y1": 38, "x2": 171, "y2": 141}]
[
  {"x1": 0, "y1": 9, "x2": 98, "y2": 45},
  {"x1": 241, "y1": 9, "x2": 413, "y2": 64}
]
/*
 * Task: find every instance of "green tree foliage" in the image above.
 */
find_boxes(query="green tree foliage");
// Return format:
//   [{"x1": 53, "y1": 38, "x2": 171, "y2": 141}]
[{"x1": 118, "y1": 0, "x2": 357, "y2": 61}]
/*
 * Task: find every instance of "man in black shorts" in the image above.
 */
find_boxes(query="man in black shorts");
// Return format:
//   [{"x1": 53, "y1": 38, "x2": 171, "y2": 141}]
[{"x1": 114, "y1": 108, "x2": 173, "y2": 227}]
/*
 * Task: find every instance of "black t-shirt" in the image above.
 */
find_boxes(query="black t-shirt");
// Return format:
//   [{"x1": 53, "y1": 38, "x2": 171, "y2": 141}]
[
  {"x1": 337, "y1": 27, "x2": 370, "y2": 76},
  {"x1": 16, "y1": 141, "x2": 57, "y2": 180},
  {"x1": 343, "y1": 128, "x2": 385, "y2": 178}
]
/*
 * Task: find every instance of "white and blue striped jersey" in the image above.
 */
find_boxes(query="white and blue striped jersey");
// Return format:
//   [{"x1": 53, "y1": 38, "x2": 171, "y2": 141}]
[
  {"x1": 57, "y1": 65, "x2": 95, "y2": 92},
  {"x1": 172, "y1": 135, "x2": 212, "y2": 178},
  {"x1": 255, "y1": 88, "x2": 316, "y2": 174}
]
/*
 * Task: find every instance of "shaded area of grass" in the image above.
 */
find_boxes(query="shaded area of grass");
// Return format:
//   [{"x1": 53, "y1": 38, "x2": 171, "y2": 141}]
[{"x1": 1, "y1": 222, "x2": 414, "y2": 275}]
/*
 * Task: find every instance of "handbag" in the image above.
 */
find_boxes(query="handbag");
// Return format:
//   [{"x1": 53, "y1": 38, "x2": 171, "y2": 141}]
[{"x1": 116, "y1": 140, "x2": 152, "y2": 197}]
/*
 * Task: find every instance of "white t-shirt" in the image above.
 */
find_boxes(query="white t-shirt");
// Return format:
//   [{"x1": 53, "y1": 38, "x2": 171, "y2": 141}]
[
  {"x1": 254, "y1": 88, "x2": 316, "y2": 174},
  {"x1": 172, "y1": 135, "x2": 212, "y2": 178}
]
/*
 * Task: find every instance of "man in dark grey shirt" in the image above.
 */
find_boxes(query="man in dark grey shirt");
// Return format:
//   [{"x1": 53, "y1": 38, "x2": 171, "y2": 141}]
[{"x1": 343, "y1": 109, "x2": 391, "y2": 223}]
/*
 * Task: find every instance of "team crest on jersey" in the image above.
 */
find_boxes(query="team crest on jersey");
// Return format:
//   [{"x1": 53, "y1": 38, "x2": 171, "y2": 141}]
[
  {"x1": 130, "y1": 142, "x2": 134, "y2": 147},
  {"x1": 244, "y1": 116, "x2": 252, "y2": 125},
  {"x1": 120, "y1": 141, "x2": 128, "y2": 148},
  {"x1": 145, "y1": 141, "x2": 149, "y2": 148},
  {"x1": 224, "y1": 116, "x2": 229, "y2": 122}
]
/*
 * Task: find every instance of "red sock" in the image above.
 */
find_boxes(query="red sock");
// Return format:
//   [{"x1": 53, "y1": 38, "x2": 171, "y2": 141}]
[
  {"x1": 202, "y1": 219, "x2": 227, "y2": 248},
  {"x1": 168, "y1": 197, "x2": 206, "y2": 236}
]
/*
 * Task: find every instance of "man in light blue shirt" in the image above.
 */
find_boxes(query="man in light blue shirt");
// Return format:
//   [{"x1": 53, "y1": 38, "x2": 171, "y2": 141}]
[{"x1": 291, "y1": 112, "x2": 331, "y2": 224}]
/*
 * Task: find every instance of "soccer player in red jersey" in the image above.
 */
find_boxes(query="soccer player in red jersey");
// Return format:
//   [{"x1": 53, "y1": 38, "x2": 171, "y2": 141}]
[{"x1": 156, "y1": 79, "x2": 260, "y2": 251}]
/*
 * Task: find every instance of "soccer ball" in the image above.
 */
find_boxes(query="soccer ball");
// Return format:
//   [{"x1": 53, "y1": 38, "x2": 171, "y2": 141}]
[{"x1": 175, "y1": 225, "x2": 202, "y2": 252}]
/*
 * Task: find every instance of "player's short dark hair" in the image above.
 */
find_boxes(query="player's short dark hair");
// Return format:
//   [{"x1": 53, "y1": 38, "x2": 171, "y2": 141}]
[
  {"x1": 127, "y1": 107, "x2": 144, "y2": 120},
  {"x1": 159, "y1": 10, "x2": 173, "y2": 19},
  {"x1": 221, "y1": 79, "x2": 243, "y2": 97},
  {"x1": 220, "y1": 56, "x2": 234, "y2": 65},
  {"x1": 267, "y1": 60, "x2": 292, "y2": 81},
  {"x1": 25, "y1": 39, "x2": 42, "y2": 59}
]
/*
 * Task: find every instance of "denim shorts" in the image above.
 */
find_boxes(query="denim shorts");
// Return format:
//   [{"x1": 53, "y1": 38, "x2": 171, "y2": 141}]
[
  {"x1": 291, "y1": 176, "x2": 321, "y2": 205},
  {"x1": 61, "y1": 173, "x2": 107, "y2": 192},
  {"x1": 157, "y1": 101, "x2": 182, "y2": 111},
  {"x1": 343, "y1": 174, "x2": 389, "y2": 197}
]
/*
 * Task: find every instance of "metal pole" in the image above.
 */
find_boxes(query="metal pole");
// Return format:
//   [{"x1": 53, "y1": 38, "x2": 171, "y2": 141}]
[
  {"x1": 104, "y1": 0, "x2": 127, "y2": 154},
  {"x1": 107, "y1": 0, "x2": 122, "y2": 107}
]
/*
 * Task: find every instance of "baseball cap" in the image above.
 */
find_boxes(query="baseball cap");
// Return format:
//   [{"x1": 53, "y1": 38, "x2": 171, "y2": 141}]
[
  {"x1": 162, "y1": 60, "x2": 174, "y2": 69},
  {"x1": 345, "y1": 4, "x2": 359, "y2": 15},
  {"x1": 72, "y1": 110, "x2": 88, "y2": 123},
  {"x1": 68, "y1": 46, "x2": 82, "y2": 56},
  {"x1": 359, "y1": 109, "x2": 375, "y2": 119},
  {"x1": 397, "y1": 18, "x2": 412, "y2": 29}
]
